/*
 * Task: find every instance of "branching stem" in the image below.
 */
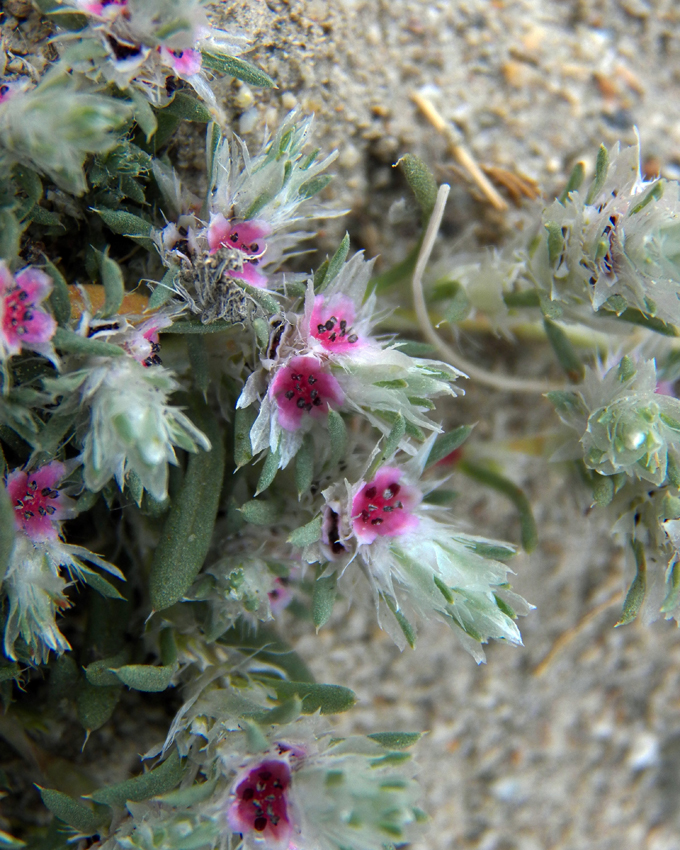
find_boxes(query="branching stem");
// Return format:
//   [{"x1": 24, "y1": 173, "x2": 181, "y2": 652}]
[{"x1": 411, "y1": 184, "x2": 566, "y2": 394}]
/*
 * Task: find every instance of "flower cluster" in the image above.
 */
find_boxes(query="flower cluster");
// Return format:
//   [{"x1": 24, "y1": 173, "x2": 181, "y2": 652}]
[
  {"x1": 0, "y1": 263, "x2": 57, "y2": 367},
  {"x1": 237, "y1": 251, "x2": 463, "y2": 472},
  {"x1": 48, "y1": 0, "x2": 251, "y2": 115},
  {"x1": 298, "y1": 435, "x2": 530, "y2": 660},
  {"x1": 548, "y1": 355, "x2": 680, "y2": 487},
  {"x1": 159, "y1": 113, "x2": 340, "y2": 324},
  {"x1": 3, "y1": 461, "x2": 122, "y2": 663}
]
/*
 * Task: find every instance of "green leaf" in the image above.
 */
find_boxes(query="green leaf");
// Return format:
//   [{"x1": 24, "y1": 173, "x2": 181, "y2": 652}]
[
  {"x1": 200, "y1": 51, "x2": 275, "y2": 88},
  {"x1": 668, "y1": 453, "x2": 680, "y2": 488},
  {"x1": 369, "y1": 751, "x2": 411, "y2": 767},
  {"x1": 544, "y1": 221, "x2": 564, "y2": 267},
  {"x1": 98, "y1": 250, "x2": 125, "y2": 318},
  {"x1": 154, "y1": 778, "x2": 218, "y2": 807},
  {"x1": 426, "y1": 424, "x2": 474, "y2": 468},
  {"x1": 93, "y1": 208, "x2": 154, "y2": 250},
  {"x1": 159, "y1": 628, "x2": 177, "y2": 666},
  {"x1": 242, "y1": 282, "x2": 280, "y2": 316},
  {"x1": 443, "y1": 285, "x2": 471, "y2": 324},
  {"x1": 238, "y1": 499, "x2": 281, "y2": 526},
  {"x1": 327, "y1": 409, "x2": 347, "y2": 468},
  {"x1": 0, "y1": 663, "x2": 19, "y2": 684},
  {"x1": 585, "y1": 144, "x2": 610, "y2": 205},
  {"x1": 288, "y1": 515, "x2": 323, "y2": 547},
  {"x1": 384, "y1": 595, "x2": 416, "y2": 648},
  {"x1": 367, "y1": 732, "x2": 422, "y2": 750},
  {"x1": 543, "y1": 318, "x2": 585, "y2": 382},
  {"x1": 148, "y1": 268, "x2": 175, "y2": 309},
  {"x1": 312, "y1": 572, "x2": 337, "y2": 630},
  {"x1": 29, "y1": 206, "x2": 64, "y2": 227},
  {"x1": 77, "y1": 681, "x2": 121, "y2": 733},
  {"x1": 161, "y1": 92, "x2": 213, "y2": 123},
  {"x1": 53, "y1": 327, "x2": 124, "y2": 357},
  {"x1": 0, "y1": 485, "x2": 16, "y2": 584},
  {"x1": 129, "y1": 89, "x2": 157, "y2": 141},
  {"x1": 114, "y1": 664, "x2": 174, "y2": 692},
  {"x1": 186, "y1": 335, "x2": 210, "y2": 396},
  {"x1": 538, "y1": 291, "x2": 563, "y2": 319},
  {"x1": 316, "y1": 232, "x2": 350, "y2": 293},
  {"x1": 234, "y1": 406, "x2": 256, "y2": 469},
  {"x1": 397, "y1": 154, "x2": 438, "y2": 223},
  {"x1": 0, "y1": 209, "x2": 20, "y2": 264},
  {"x1": 79, "y1": 567, "x2": 126, "y2": 601},
  {"x1": 383, "y1": 412, "x2": 406, "y2": 459},
  {"x1": 256, "y1": 447, "x2": 280, "y2": 495},
  {"x1": 37, "y1": 787, "x2": 104, "y2": 835},
  {"x1": 149, "y1": 403, "x2": 224, "y2": 611},
  {"x1": 557, "y1": 160, "x2": 586, "y2": 204},
  {"x1": 591, "y1": 473, "x2": 615, "y2": 507},
  {"x1": 90, "y1": 749, "x2": 184, "y2": 807},
  {"x1": 458, "y1": 461, "x2": 538, "y2": 553},
  {"x1": 629, "y1": 179, "x2": 663, "y2": 215},
  {"x1": 615, "y1": 539, "x2": 647, "y2": 627},
  {"x1": 503, "y1": 289, "x2": 541, "y2": 309},
  {"x1": 43, "y1": 259, "x2": 71, "y2": 326},
  {"x1": 165, "y1": 319, "x2": 234, "y2": 334},
  {"x1": 298, "y1": 175, "x2": 332, "y2": 200},
  {"x1": 601, "y1": 305, "x2": 679, "y2": 337},
  {"x1": 661, "y1": 562, "x2": 680, "y2": 615},
  {"x1": 313, "y1": 259, "x2": 330, "y2": 292},
  {"x1": 263, "y1": 680, "x2": 355, "y2": 715},
  {"x1": 85, "y1": 651, "x2": 129, "y2": 687},
  {"x1": 433, "y1": 575, "x2": 454, "y2": 603},
  {"x1": 295, "y1": 433, "x2": 314, "y2": 497}
]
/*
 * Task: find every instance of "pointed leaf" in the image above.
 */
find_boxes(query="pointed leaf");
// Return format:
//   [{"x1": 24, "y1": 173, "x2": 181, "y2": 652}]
[
  {"x1": 327, "y1": 409, "x2": 347, "y2": 468},
  {"x1": 234, "y1": 406, "x2": 256, "y2": 469},
  {"x1": 44, "y1": 259, "x2": 71, "y2": 326},
  {"x1": 263, "y1": 680, "x2": 355, "y2": 715},
  {"x1": 98, "y1": 250, "x2": 125, "y2": 318},
  {"x1": 37, "y1": 788, "x2": 104, "y2": 835},
  {"x1": 90, "y1": 749, "x2": 184, "y2": 807},
  {"x1": 288, "y1": 515, "x2": 323, "y2": 547},
  {"x1": 256, "y1": 448, "x2": 280, "y2": 495},
  {"x1": 367, "y1": 732, "x2": 422, "y2": 750},
  {"x1": 114, "y1": 664, "x2": 174, "y2": 692},
  {"x1": 149, "y1": 404, "x2": 224, "y2": 611},
  {"x1": 200, "y1": 52, "x2": 275, "y2": 88},
  {"x1": 238, "y1": 499, "x2": 281, "y2": 526},
  {"x1": 0, "y1": 486, "x2": 16, "y2": 584},
  {"x1": 312, "y1": 571, "x2": 337, "y2": 629},
  {"x1": 557, "y1": 161, "x2": 585, "y2": 204},
  {"x1": 77, "y1": 681, "x2": 121, "y2": 733},
  {"x1": 53, "y1": 327, "x2": 123, "y2": 357},
  {"x1": 615, "y1": 539, "x2": 646, "y2": 627},
  {"x1": 397, "y1": 154, "x2": 438, "y2": 223},
  {"x1": 317, "y1": 233, "x2": 350, "y2": 293},
  {"x1": 426, "y1": 424, "x2": 474, "y2": 468},
  {"x1": 295, "y1": 433, "x2": 314, "y2": 497}
]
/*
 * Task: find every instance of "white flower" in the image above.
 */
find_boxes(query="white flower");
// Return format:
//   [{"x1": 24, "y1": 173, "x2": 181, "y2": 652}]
[
  {"x1": 548, "y1": 355, "x2": 680, "y2": 485},
  {"x1": 75, "y1": 356, "x2": 210, "y2": 500}
]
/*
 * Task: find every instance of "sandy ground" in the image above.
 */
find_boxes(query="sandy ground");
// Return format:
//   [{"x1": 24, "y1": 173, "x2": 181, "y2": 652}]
[{"x1": 213, "y1": 2, "x2": 680, "y2": 849}]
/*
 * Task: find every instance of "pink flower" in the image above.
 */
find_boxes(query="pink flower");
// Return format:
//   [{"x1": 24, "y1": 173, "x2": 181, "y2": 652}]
[
  {"x1": 351, "y1": 467, "x2": 421, "y2": 545},
  {"x1": 0, "y1": 263, "x2": 56, "y2": 358},
  {"x1": 122, "y1": 315, "x2": 173, "y2": 366},
  {"x1": 268, "y1": 578, "x2": 292, "y2": 615},
  {"x1": 309, "y1": 293, "x2": 361, "y2": 353},
  {"x1": 77, "y1": 0, "x2": 127, "y2": 17},
  {"x1": 6, "y1": 462, "x2": 74, "y2": 544},
  {"x1": 270, "y1": 355, "x2": 344, "y2": 431},
  {"x1": 207, "y1": 214, "x2": 271, "y2": 288},
  {"x1": 228, "y1": 760, "x2": 293, "y2": 848},
  {"x1": 160, "y1": 47, "x2": 202, "y2": 77}
]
